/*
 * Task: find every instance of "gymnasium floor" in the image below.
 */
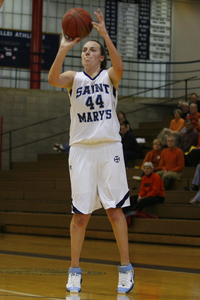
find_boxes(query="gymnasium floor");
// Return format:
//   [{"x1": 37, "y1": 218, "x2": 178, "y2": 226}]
[{"x1": 0, "y1": 233, "x2": 200, "y2": 300}]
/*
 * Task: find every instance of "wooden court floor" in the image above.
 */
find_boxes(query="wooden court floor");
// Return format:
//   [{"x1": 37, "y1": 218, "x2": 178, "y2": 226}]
[{"x1": 0, "y1": 233, "x2": 200, "y2": 300}]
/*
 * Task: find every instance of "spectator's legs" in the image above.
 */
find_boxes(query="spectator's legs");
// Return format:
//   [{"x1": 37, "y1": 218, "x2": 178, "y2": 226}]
[
  {"x1": 161, "y1": 171, "x2": 183, "y2": 190},
  {"x1": 193, "y1": 190, "x2": 200, "y2": 203},
  {"x1": 156, "y1": 170, "x2": 164, "y2": 179},
  {"x1": 185, "y1": 149, "x2": 200, "y2": 167},
  {"x1": 192, "y1": 164, "x2": 200, "y2": 186},
  {"x1": 122, "y1": 195, "x2": 165, "y2": 215},
  {"x1": 132, "y1": 196, "x2": 165, "y2": 211},
  {"x1": 122, "y1": 195, "x2": 138, "y2": 214}
]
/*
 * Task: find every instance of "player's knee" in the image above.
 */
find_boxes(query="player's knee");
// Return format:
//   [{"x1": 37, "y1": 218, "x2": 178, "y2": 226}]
[
  {"x1": 106, "y1": 208, "x2": 123, "y2": 223},
  {"x1": 72, "y1": 213, "x2": 90, "y2": 227}
]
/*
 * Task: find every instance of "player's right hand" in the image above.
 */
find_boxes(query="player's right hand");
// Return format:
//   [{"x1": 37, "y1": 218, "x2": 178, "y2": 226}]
[{"x1": 60, "y1": 31, "x2": 81, "y2": 50}]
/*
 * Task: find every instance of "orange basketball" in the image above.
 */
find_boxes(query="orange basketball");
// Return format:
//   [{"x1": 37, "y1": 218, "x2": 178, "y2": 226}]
[{"x1": 62, "y1": 8, "x2": 93, "y2": 40}]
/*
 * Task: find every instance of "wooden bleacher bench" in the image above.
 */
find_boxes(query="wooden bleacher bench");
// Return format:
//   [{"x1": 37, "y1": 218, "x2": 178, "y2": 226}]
[{"x1": 0, "y1": 115, "x2": 200, "y2": 246}]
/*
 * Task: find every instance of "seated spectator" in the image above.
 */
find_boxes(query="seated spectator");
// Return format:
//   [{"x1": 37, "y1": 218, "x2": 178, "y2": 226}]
[
  {"x1": 117, "y1": 110, "x2": 130, "y2": 130},
  {"x1": 187, "y1": 164, "x2": 200, "y2": 205},
  {"x1": 184, "y1": 122, "x2": 200, "y2": 166},
  {"x1": 184, "y1": 118, "x2": 200, "y2": 166},
  {"x1": 179, "y1": 119, "x2": 199, "y2": 153},
  {"x1": 180, "y1": 102, "x2": 190, "y2": 120},
  {"x1": 157, "y1": 109, "x2": 185, "y2": 146},
  {"x1": 172, "y1": 100, "x2": 190, "y2": 121},
  {"x1": 174, "y1": 98, "x2": 184, "y2": 110},
  {"x1": 122, "y1": 162, "x2": 165, "y2": 216},
  {"x1": 157, "y1": 136, "x2": 185, "y2": 190},
  {"x1": 190, "y1": 93, "x2": 200, "y2": 113},
  {"x1": 141, "y1": 139, "x2": 163, "y2": 172},
  {"x1": 53, "y1": 142, "x2": 70, "y2": 153},
  {"x1": 186, "y1": 103, "x2": 200, "y2": 132},
  {"x1": 185, "y1": 148, "x2": 200, "y2": 167},
  {"x1": 120, "y1": 122, "x2": 142, "y2": 167}
]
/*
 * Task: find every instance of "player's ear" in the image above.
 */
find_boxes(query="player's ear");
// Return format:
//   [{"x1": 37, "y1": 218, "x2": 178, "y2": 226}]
[{"x1": 100, "y1": 55, "x2": 105, "y2": 62}]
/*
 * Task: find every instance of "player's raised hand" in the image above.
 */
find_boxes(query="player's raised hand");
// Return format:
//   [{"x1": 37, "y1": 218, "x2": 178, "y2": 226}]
[
  {"x1": 92, "y1": 9, "x2": 108, "y2": 38},
  {"x1": 60, "y1": 31, "x2": 81, "y2": 51}
]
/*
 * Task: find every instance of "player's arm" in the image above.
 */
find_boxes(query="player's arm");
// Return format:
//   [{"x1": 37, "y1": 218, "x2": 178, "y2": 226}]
[
  {"x1": 92, "y1": 9, "x2": 123, "y2": 89},
  {"x1": 48, "y1": 32, "x2": 80, "y2": 90}
]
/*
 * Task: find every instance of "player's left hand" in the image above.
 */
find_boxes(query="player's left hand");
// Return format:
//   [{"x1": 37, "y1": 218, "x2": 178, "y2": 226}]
[{"x1": 92, "y1": 8, "x2": 108, "y2": 38}]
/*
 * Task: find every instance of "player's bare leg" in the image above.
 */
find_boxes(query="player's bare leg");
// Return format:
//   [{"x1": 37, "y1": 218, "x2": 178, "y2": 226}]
[
  {"x1": 70, "y1": 213, "x2": 91, "y2": 267},
  {"x1": 66, "y1": 213, "x2": 91, "y2": 293},
  {"x1": 106, "y1": 208, "x2": 129, "y2": 265},
  {"x1": 106, "y1": 208, "x2": 134, "y2": 293}
]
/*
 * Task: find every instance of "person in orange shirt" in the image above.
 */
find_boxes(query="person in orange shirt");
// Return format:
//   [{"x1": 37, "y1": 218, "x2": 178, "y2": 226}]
[
  {"x1": 186, "y1": 103, "x2": 200, "y2": 132},
  {"x1": 123, "y1": 162, "x2": 165, "y2": 216},
  {"x1": 157, "y1": 109, "x2": 185, "y2": 146},
  {"x1": 141, "y1": 139, "x2": 163, "y2": 172},
  {"x1": 157, "y1": 136, "x2": 185, "y2": 190}
]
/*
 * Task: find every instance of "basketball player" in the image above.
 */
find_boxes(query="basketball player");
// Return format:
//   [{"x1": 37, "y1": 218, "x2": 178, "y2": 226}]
[{"x1": 48, "y1": 8, "x2": 134, "y2": 294}]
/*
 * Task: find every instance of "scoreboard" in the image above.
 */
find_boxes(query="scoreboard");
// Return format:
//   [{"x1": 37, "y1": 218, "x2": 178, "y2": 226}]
[
  {"x1": 105, "y1": 0, "x2": 171, "y2": 61},
  {"x1": 0, "y1": 29, "x2": 59, "y2": 70}
]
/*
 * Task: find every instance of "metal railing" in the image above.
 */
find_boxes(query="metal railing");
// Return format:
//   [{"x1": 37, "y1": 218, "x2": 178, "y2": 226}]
[
  {"x1": 0, "y1": 76, "x2": 196, "y2": 170},
  {"x1": 1, "y1": 50, "x2": 200, "y2": 98}
]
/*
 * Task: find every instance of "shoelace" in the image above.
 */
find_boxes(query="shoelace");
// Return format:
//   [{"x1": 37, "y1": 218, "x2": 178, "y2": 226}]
[
  {"x1": 68, "y1": 273, "x2": 81, "y2": 286},
  {"x1": 118, "y1": 272, "x2": 132, "y2": 286}
]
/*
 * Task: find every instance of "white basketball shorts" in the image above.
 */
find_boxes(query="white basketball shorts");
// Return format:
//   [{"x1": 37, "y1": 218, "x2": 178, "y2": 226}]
[{"x1": 68, "y1": 142, "x2": 130, "y2": 214}]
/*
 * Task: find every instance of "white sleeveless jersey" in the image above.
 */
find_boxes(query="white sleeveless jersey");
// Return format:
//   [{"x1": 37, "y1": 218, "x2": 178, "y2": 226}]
[{"x1": 69, "y1": 69, "x2": 121, "y2": 146}]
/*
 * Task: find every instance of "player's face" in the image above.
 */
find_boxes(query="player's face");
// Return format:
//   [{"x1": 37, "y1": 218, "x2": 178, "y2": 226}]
[
  {"x1": 81, "y1": 41, "x2": 104, "y2": 68},
  {"x1": 143, "y1": 166, "x2": 152, "y2": 176}
]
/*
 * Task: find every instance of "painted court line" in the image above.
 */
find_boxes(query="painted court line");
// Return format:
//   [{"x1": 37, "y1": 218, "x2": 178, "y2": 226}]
[
  {"x1": 1, "y1": 249, "x2": 200, "y2": 275},
  {"x1": 0, "y1": 289, "x2": 64, "y2": 299}
]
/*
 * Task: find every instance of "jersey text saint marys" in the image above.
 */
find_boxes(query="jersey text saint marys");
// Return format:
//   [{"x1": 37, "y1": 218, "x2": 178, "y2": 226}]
[{"x1": 69, "y1": 69, "x2": 121, "y2": 146}]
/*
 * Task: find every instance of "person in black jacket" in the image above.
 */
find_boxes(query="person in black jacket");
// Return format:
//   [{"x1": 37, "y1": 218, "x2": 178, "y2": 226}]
[
  {"x1": 117, "y1": 110, "x2": 131, "y2": 130},
  {"x1": 179, "y1": 119, "x2": 199, "y2": 153},
  {"x1": 190, "y1": 93, "x2": 200, "y2": 113},
  {"x1": 120, "y1": 122, "x2": 142, "y2": 167}
]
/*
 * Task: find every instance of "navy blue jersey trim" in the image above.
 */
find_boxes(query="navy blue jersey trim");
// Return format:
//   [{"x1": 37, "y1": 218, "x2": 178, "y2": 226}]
[
  {"x1": 83, "y1": 69, "x2": 104, "y2": 80},
  {"x1": 116, "y1": 191, "x2": 130, "y2": 208},
  {"x1": 113, "y1": 86, "x2": 116, "y2": 98},
  {"x1": 72, "y1": 204, "x2": 83, "y2": 214}
]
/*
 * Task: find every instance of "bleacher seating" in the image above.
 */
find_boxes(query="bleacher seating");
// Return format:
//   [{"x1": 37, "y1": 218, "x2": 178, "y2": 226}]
[{"x1": 0, "y1": 115, "x2": 200, "y2": 247}]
